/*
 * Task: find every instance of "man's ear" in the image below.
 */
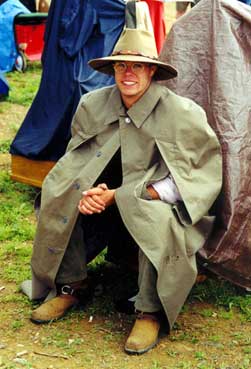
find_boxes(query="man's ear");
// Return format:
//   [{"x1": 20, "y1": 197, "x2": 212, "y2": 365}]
[{"x1": 150, "y1": 65, "x2": 158, "y2": 77}]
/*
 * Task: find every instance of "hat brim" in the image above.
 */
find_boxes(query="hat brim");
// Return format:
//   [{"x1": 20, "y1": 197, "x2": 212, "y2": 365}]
[{"x1": 88, "y1": 54, "x2": 177, "y2": 81}]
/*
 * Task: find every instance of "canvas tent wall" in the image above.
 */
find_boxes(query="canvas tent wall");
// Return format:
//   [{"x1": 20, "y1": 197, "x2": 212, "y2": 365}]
[{"x1": 160, "y1": 0, "x2": 251, "y2": 289}]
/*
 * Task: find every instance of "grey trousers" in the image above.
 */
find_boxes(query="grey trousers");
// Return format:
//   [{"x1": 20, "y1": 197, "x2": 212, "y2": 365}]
[{"x1": 56, "y1": 207, "x2": 162, "y2": 313}]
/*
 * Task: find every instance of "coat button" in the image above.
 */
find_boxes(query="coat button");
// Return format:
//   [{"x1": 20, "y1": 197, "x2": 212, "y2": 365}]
[
  {"x1": 125, "y1": 117, "x2": 131, "y2": 124},
  {"x1": 73, "y1": 182, "x2": 80, "y2": 190},
  {"x1": 62, "y1": 216, "x2": 68, "y2": 224},
  {"x1": 96, "y1": 151, "x2": 102, "y2": 157}
]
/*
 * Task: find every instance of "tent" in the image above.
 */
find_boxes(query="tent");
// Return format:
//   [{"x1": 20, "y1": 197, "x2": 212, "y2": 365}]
[{"x1": 160, "y1": 0, "x2": 251, "y2": 289}]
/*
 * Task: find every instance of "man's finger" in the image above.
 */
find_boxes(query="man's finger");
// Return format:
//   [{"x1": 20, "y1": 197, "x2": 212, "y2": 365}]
[
  {"x1": 80, "y1": 193, "x2": 105, "y2": 208},
  {"x1": 97, "y1": 183, "x2": 108, "y2": 190},
  {"x1": 92, "y1": 194, "x2": 106, "y2": 207},
  {"x1": 82, "y1": 187, "x2": 104, "y2": 196},
  {"x1": 80, "y1": 198, "x2": 101, "y2": 213},
  {"x1": 78, "y1": 204, "x2": 93, "y2": 215},
  {"x1": 83, "y1": 195, "x2": 105, "y2": 210}
]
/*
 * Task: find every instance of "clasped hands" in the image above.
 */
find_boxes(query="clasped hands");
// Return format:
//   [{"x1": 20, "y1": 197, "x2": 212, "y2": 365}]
[
  {"x1": 78, "y1": 183, "x2": 116, "y2": 215},
  {"x1": 78, "y1": 183, "x2": 159, "y2": 215}
]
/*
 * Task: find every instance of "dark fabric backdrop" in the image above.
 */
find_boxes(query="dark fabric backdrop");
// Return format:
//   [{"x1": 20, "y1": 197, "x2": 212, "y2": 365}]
[{"x1": 10, "y1": 0, "x2": 125, "y2": 160}]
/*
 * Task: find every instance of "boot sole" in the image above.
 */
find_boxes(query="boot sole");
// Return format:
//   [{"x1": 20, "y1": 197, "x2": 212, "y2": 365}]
[
  {"x1": 124, "y1": 338, "x2": 159, "y2": 355},
  {"x1": 30, "y1": 315, "x2": 64, "y2": 324}
]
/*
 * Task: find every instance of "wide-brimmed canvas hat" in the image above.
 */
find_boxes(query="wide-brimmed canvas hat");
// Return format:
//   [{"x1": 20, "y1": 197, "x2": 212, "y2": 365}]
[{"x1": 88, "y1": 27, "x2": 177, "y2": 81}]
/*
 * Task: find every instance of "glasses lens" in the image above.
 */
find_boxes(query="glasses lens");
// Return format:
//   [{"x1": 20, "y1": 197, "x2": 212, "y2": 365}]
[
  {"x1": 114, "y1": 62, "x2": 127, "y2": 73},
  {"x1": 113, "y1": 62, "x2": 146, "y2": 74},
  {"x1": 131, "y1": 63, "x2": 144, "y2": 73}
]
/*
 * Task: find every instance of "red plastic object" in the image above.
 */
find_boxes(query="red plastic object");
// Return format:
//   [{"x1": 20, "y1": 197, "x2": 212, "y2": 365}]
[
  {"x1": 141, "y1": 0, "x2": 166, "y2": 55},
  {"x1": 15, "y1": 15, "x2": 47, "y2": 61}
]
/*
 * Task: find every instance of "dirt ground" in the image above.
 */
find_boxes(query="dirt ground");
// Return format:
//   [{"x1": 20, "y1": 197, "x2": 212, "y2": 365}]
[{"x1": 0, "y1": 276, "x2": 251, "y2": 369}]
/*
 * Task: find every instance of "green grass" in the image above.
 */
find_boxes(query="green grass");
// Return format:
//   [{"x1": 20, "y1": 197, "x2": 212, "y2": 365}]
[
  {"x1": 0, "y1": 62, "x2": 44, "y2": 284},
  {"x1": 0, "y1": 139, "x2": 11, "y2": 154},
  {"x1": 5, "y1": 61, "x2": 42, "y2": 106},
  {"x1": 189, "y1": 277, "x2": 251, "y2": 321},
  {"x1": 0, "y1": 243, "x2": 32, "y2": 284},
  {"x1": 0, "y1": 171, "x2": 37, "y2": 242},
  {"x1": 0, "y1": 171, "x2": 37, "y2": 283}
]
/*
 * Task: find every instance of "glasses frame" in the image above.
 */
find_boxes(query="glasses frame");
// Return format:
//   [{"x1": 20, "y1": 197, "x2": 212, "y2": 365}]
[{"x1": 113, "y1": 62, "x2": 151, "y2": 74}]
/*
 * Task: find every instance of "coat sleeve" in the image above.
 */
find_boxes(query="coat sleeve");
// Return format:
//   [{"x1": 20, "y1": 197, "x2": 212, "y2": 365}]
[
  {"x1": 155, "y1": 99, "x2": 222, "y2": 225},
  {"x1": 66, "y1": 87, "x2": 113, "y2": 153},
  {"x1": 65, "y1": 94, "x2": 95, "y2": 152}
]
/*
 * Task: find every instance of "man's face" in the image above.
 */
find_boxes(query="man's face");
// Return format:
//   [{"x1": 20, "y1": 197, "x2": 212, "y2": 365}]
[{"x1": 114, "y1": 61, "x2": 157, "y2": 108}]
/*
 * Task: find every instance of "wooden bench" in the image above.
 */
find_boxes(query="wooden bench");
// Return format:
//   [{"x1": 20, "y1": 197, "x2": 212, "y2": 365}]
[{"x1": 11, "y1": 154, "x2": 55, "y2": 188}]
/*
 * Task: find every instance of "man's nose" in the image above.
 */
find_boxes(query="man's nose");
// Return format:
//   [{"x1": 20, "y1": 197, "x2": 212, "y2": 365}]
[{"x1": 124, "y1": 65, "x2": 134, "y2": 73}]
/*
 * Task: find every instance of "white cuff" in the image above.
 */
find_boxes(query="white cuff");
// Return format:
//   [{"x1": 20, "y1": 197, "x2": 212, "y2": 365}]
[{"x1": 152, "y1": 175, "x2": 182, "y2": 204}]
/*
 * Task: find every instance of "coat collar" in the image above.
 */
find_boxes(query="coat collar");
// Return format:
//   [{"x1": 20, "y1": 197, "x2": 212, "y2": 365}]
[
  {"x1": 104, "y1": 82, "x2": 167, "y2": 128},
  {"x1": 127, "y1": 82, "x2": 166, "y2": 128}
]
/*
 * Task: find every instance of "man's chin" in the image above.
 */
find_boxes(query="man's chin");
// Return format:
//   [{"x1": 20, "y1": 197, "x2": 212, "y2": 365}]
[{"x1": 120, "y1": 88, "x2": 141, "y2": 97}]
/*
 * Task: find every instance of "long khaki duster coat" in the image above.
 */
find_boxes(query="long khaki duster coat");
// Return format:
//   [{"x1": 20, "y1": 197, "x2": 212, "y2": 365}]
[{"x1": 24, "y1": 82, "x2": 222, "y2": 327}]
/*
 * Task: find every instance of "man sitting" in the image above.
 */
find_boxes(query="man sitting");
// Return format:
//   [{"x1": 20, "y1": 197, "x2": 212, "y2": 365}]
[{"x1": 22, "y1": 25, "x2": 222, "y2": 354}]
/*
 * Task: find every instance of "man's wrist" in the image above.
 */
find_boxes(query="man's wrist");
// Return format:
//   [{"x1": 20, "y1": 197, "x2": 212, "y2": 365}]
[
  {"x1": 146, "y1": 185, "x2": 160, "y2": 200},
  {"x1": 106, "y1": 189, "x2": 116, "y2": 206}
]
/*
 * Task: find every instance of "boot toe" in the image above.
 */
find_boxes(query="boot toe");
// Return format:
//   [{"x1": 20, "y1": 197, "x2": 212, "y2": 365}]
[
  {"x1": 125, "y1": 335, "x2": 159, "y2": 354},
  {"x1": 124, "y1": 313, "x2": 160, "y2": 354},
  {"x1": 30, "y1": 295, "x2": 78, "y2": 324}
]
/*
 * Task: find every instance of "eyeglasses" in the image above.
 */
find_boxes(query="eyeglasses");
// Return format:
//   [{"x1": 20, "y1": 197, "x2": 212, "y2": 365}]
[{"x1": 113, "y1": 62, "x2": 150, "y2": 74}]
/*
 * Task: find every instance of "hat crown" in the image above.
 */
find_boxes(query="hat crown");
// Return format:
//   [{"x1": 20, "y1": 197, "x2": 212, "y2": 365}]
[
  {"x1": 88, "y1": 2, "x2": 178, "y2": 82},
  {"x1": 113, "y1": 29, "x2": 158, "y2": 59}
]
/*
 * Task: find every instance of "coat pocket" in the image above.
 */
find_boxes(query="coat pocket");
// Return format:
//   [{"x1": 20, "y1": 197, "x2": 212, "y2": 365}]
[{"x1": 172, "y1": 202, "x2": 192, "y2": 227}]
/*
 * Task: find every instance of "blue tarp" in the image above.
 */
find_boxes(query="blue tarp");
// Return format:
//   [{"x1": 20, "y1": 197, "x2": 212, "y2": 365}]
[
  {"x1": 10, "y1": 0, "x2": 125, "y2": 161},
  {"x1": 0, "y1": 72, "x2": 9, "y2": 96},
  {"x1": 0, "y1": 0, "x2": 30, "y2": 73},
  {"x1": 239, "y1": 0, "x2": 251, "y2": 4}
]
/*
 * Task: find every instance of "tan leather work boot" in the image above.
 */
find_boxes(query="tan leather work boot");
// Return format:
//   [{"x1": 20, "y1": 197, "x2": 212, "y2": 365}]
[
  {"x1": 124, "y1": 312, "x2": 161, "y2": 354},
  {"x1": 30, "y1": 294, "x2": 79, "y2": 324},
  {"x1": 30, "y1": 280, "x2": 90, "y2": 324}
]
